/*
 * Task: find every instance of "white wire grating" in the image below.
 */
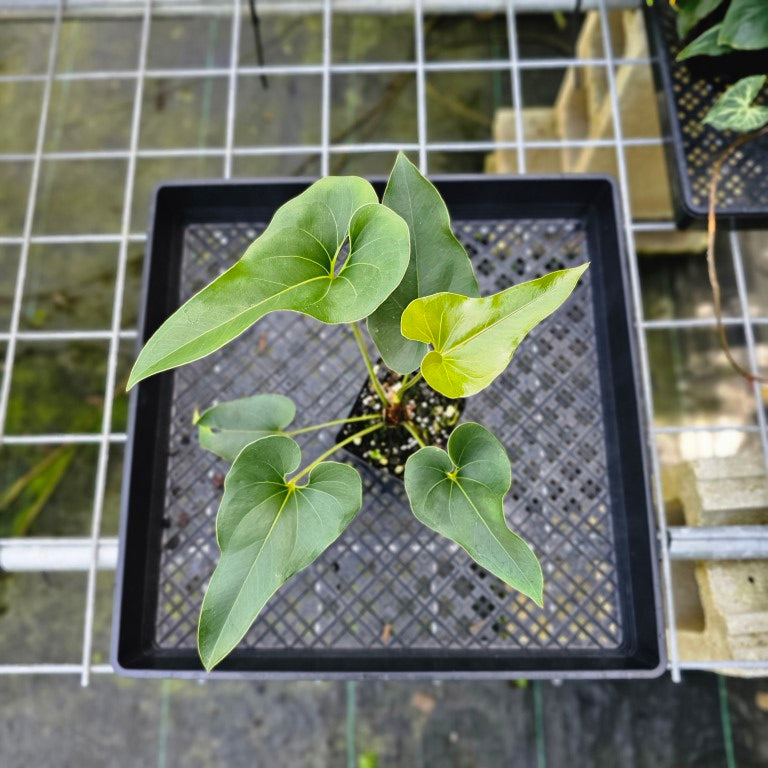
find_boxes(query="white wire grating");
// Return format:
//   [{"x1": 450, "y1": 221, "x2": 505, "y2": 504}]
[{"x1": 0, "y1": 0, "x2": 766, "y2": 683}]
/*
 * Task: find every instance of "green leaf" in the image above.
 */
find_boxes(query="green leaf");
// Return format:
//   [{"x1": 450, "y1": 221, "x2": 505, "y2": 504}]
[
  {"x1": 404, "y1": 422, "x2": 543, "y2": 606},
  {"x1": 367, "y1": 152, "x2": 479, "y2": 374},
  {"x1": 677, "y1": 23, "x2": 732, "y2": 60},
  {"x1": 719, "y1": 0, "x2": 768, "y2": 50},
  {"x1": 359, "y1": 753, "x2": 380, "y2": 768},
  {"x1": 674, "y1": 0, "x2": 726, "y2": 38},
  {"x1": 198, "y1": 434, "x2": 362, "y2": 670},
  {"x1": 703, "y1": 75, "x2": 768, "y2": 132},
  {"x1": 127, "y1": 176, "x2": 410, "y2": 389},
  {"x1": 400, "y1": 264, "x2": 589, "y2": 398},
  {"x1": 195, "y1": 393, "x2": 296, "y2": 462}
]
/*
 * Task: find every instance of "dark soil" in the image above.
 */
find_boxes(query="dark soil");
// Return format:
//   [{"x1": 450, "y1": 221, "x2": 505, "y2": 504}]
[{"x1": 338, "y1": 361, "x2": 465, "y2": 479}]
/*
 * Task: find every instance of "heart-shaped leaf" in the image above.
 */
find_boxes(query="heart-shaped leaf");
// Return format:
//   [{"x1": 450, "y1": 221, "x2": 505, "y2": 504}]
[
  {"x1": 401, "y1": 264, "x2": 588, "y2": 398},
  {"x1": 127, "y1": 176, "x2": 410, "y2": 388},
  {"x1": 367, "y1": 152, "x2": 479, "y2": 374},
  {"x1": 404, "y1": 422, "x2": 542, "y2": 605},
  {"x1": 195, "y1": 393, "x2": 296, "y2": 462},
  {"x1": 719, "y1": 0, "x2": 768, "y2": 50},
  {"x1": 703, "y1": 75, "x2": 768, "y2": 133},
  {"x1": 674, "y1": 0, "x2": 725, "y2": 38},
  {"x1": 198, "y1": 434, "x2": 362, "y2": 671},
  {"x1": 677, "y1": 23, "x2": 731, "y2": 61}
]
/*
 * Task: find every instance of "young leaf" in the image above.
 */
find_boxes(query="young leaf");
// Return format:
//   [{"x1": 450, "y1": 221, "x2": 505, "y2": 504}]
[
  {"x1": 674, "y1": 0, "x2": 726, "y2": 38},
  {"x1": 198, "y1": 434, "x2": 362, "y2": 671},
  {"x1": 401, "y1": 263, "x2": 588, "y2": 398},
  {"x1": 127, "y1": 176, "x2": 410, "y2": 389},
  {"x1": 404, "y1": 422, "x2": 543, "y2": 606},
  {"x1": 367, "y1": 152, "x2": 479, "y2": 374},
  {"x1": 703, "y1": 75, "x2": 768, "y2": 132},
  {"x1": 677, "y1": 23, "x2": 731, "y2": 60},
  {"x1": 195, "y1": 393, "x2": 296, "y2": 462},
  {"x1": 719, "y1": 0, "x2": 768, "y2": 50}
]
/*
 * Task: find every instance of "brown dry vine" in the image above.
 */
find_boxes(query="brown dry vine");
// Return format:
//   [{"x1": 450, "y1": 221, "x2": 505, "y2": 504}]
[{"x1": 706, "y1": 124, "x2": 768, "y2": 386}]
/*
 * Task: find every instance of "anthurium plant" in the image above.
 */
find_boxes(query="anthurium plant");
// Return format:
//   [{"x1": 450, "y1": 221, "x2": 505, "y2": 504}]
[
  {"x1": 653, "y1": 0, "x2": 768, "y2": 132},
  {"x1": 127, "y1": 153, "x2": 588, "y2": 671}
]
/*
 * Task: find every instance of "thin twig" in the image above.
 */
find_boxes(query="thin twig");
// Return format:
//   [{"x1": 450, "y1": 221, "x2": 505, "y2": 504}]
[
  {"x1": 707, "y1": 124, "x2": 768, "y2": 385},
  {"x1": 247, "y1": 0, "x2": 269, "y2": 89},
  {"x1": 291, "y1": 17, "x2": 440, "y2": 176},
  {"x1": 291, "y1": 71, "x2": 412, "y2": 176},
  {"x1": 424, "y1": 81, "x2": 492, "y2": 130}
]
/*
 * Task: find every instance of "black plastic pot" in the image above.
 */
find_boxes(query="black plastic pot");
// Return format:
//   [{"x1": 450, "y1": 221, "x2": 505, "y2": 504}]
[
  {"x1": 112, "y1": 176, "x2": 664, "y2": 678},
  {"x1": 644, "y1": 4, "x2": 768, "y2": 225},
  {"x1": 337, "y1": 364, "x2": 465, "y2": 479}
]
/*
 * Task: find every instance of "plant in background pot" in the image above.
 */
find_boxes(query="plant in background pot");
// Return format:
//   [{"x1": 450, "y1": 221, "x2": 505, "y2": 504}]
[
  {"x1": 649, "y1": 0, "x2": 768, "y2": 384},
  {"x1": 664, "y1": 0, "x2": 768, "y2": 132},
  {"x1": 126, "y1": 153, "x2": 588, "y2": 671}
]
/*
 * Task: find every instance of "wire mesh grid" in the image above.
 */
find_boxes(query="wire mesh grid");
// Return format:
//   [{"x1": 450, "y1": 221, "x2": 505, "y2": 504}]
[
  {"x1": 153, "y1": 217, "x2": 622, "y2": 657},
  {"x1": 0, "y1": 0, "x2": 766, "y2": 684}
]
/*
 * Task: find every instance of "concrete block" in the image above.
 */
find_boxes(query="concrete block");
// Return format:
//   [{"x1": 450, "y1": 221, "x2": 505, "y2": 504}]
[
  {"x1": 678, "y1": 454, "x2": 768, "y2": 527},
  {"x1": 489, "y1": 107, "x2": 563, "y2": 174},
  {"x1": 664, "y1": 451, "x2": 768, "y2": 676}
]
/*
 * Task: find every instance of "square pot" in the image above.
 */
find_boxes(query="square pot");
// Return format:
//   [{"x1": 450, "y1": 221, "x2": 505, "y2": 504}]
[
  {"x1": 337, "y1": 366, "x2": 465, "y2": 479},
  {"x1": 112, "y1": 176, "x2": 664, "y2": 678}
]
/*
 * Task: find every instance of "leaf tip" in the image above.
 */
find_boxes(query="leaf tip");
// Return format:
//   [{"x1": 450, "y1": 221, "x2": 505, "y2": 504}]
[
  {"x1": 198, "y1": 627, "x2": 223, "y2": 673},
  {"x1": 394, "y1": 149, "x2": 409, "y2": 164},
  {"x1": 125, "y1": 368, "x2": 140, "y2": 392},
  {"x1": 566, "y1": 261, "x2": 590, "y2": 288},
  {"x1": 529, "y1": 563, "x2": 545, "y2": 608}
]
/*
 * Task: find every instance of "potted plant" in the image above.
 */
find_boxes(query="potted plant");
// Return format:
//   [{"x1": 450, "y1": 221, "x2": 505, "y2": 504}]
[
  {"x1": 645, "y1": 0, "x2": 768, "y2": 222},
  {"x1": 646, "y1": 1, "x2": 768, "y2": 386},
  {"x1": 125, "y1": 153, "x2": 587, "y2": 671},
  {"x1": 113, "y1": 164, "x2": 664, "y2": 678}
]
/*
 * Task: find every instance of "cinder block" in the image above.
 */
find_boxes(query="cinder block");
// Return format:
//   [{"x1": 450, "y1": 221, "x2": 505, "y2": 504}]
[
  {"x1": 665, "y1": 452, "x2": 768, "y2": 676},
  {"x1": 678, "y1": 454, "x2": 768, "y2": 527},
  {"x1": 489, "y1": 107, "x2": 562, "y2": 174}
]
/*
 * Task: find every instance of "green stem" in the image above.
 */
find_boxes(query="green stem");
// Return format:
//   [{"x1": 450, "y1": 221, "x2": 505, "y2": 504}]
[
  {"x1": 290, "y1": 422, "x2": 385, "y2": 485},
  {"x1": 350, "y1": 323, "x2": 388, "y2": 405},
  {"x1": 395, "y1": 371, "x2": 423, "y2": 401},
  {"x1": 285, "y1": 413, "x2": 380, "y2": 437},
  {"x1": 402, "y1": 421, "x2": 426, "y2": 448},
  {"x1": 399, "y1": 372, "x2": 412, "y2": 389}
]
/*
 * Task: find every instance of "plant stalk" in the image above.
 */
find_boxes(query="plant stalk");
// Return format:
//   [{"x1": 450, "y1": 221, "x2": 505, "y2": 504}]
[
  {"x1": 350, "y1": 323, "x2": 389, "y2": 405},
  {"x1": 402, "y1": 421, "x2": 426, "y2": 448},
  {"x1": 285, "y1": 413, "x2": 380, "y2": 437},
  {"x1": 290, "y1": 422, "x2": 385, "y2": 485},
  {"x1": 395, "y1": 371, "x2": 423, "y2": 401}
]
